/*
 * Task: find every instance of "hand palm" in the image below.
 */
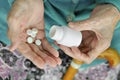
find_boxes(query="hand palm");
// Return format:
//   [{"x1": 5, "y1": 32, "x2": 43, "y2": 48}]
[
  {"x1": 79, "y1": 31, "x2": 97, "y2": 54},
  {"x1": 7, "y1": 0, "x2": 61, "y2": 68}
]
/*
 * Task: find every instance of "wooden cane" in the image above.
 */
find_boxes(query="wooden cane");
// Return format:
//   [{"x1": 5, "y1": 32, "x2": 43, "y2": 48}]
[{"x1": 63, "y1": 48, "x2": 120, "y2": 80}]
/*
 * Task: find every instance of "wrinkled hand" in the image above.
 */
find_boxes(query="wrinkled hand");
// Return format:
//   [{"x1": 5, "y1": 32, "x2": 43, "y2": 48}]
[
  {"x1": 58, "y1": 4, "x2": 120, "y2": 64},
  {"x1": 7, "y1": 0, "x2": 61, "y2": 68}
]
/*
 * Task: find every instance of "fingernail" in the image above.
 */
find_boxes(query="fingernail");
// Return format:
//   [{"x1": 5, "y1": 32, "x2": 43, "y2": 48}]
[
  {"x1": 55, "y1": 52, "x2": 59, "y2": 57},
  {"x1": 58, "y1": 59, "x2": 62, "y2": 65}
]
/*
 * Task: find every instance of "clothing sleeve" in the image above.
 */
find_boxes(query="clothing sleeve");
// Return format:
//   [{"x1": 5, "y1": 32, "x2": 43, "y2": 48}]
[
  {"x1": 95, "y1": 0, "x2": 120, "y2": 11},
  {"x1": 0, "y1": 0, "x2": 14, "y2": 45}
]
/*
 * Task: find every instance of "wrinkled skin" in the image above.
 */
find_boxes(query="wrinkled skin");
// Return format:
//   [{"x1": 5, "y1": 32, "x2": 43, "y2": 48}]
[
  {"x1": 7, "y1": 0, "x2": 61, "y2": 69},
  {"x1": 58, "y1": 4, "x2": 120, "y2": 64}
]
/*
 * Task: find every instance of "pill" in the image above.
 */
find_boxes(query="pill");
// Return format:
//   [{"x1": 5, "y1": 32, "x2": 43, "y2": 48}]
[
  {"x1": 27, "y1": 37, "x2": 33, "y2": 44},
  {"x1": 32, "y1": 28, "x2": 38, "y2": 34},
  {"x1": 35, "y1": 39, "x2": 41, "y2": 46},
  {"x1": 31, "y1": 33, "x2": 36, "y2": 38},
  {"x1": 26, "y1": 29, "x2": 32, "y2": 36}
]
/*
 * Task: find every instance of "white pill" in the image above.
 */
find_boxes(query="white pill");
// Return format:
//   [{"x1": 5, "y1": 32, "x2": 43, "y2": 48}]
[
  {"x1": 26, "y1": 29, "x2": 32, "y2": 36},
  {"x1": 27, "y1": 37, "x2": 33, "y2": 44},
  {"x1": 31, "y1": 33, "x2": 36, "y2": 38},
  {"x1": 35, "y1": 39, "x2": 41, "y2": 46},
  {"x1": 32, "y1": 28, "x2": 38, "y2": 34}
]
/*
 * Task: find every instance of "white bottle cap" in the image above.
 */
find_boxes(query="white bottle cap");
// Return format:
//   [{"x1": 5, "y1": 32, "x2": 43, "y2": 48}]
[
  {"x1": 27, "y1": 37, "x2": 33, "y2": 44},
  {"x1": 49, "y1": 25, "x2": 64, "y2": 41},
  {"x1": 49, "y1": 25, "x2": 82, "y2": 47},
  {"x1": 35, "y1": 39, "x2": 41, "y2": 46}
]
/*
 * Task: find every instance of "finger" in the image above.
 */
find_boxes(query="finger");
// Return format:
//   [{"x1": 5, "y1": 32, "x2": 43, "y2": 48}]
[
  {"x1": 58, "y1": 44, "x2": 76, "y2": 59},
  {"x1": 73, "y1": 46, "x2": 98, "y2": 64},
  {"x1": 45, "y1": 52, "x2": 62, "y2": 66},
  {"x1": 79, "y1": 39, "x2": 109, "y2": 64},
  {"x1": 71, "y1": 46, "x2": 90, "y2": 62},
  {"x1": 17, "y1": 43, "x2": 45, "y2": 69},
  {"x1": 82, "y1": 48, "x2": 99, "y2": 64},
  {"x1": 55, "y1": 42, "x2": 73, "y2": 65},
  {"x1": 9, "y1": 42, "x2": 20, "y2": 52},
  {"x1": 30, "y1": 44, "x2": 58, "y2": 67},
  {"x1": 44, "y1": 50, "x2": 62, "y2": 66},
  {"x1": 7, "y1": 18, "x2": 21, "y2": 51},
  {"x1": 86, "y1": 39, "x2": 110, "y2": 64},
  {"x1": 42, "y1": 38, "x2": 59, "y2": 57},
  {"x1": 71, "y1": 46, "x2": 94, "y2": 63},
  {"x1": 56, "y1": 57, "x2": 62, "y2": 65},
  {"x1": 8, "y1": 30, "x2": 20, "y2": 51},
  {"x1": 71, "y1": 47, "x2": 82, "y2": 58},
  {"x1": 40, "y1": 42, "x2": 62, "y2": 65},
  {"x1": 68, "y1": 20, "x2": 93, "y2": 31}
]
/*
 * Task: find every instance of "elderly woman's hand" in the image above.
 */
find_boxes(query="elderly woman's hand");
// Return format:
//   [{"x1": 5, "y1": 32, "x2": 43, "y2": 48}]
[
  {"x1": 58, "y1": 4, "x2": 120, "y2": 64},
  {"x1": 7, "y1": 0, "x2": 61, "y2": 68}
]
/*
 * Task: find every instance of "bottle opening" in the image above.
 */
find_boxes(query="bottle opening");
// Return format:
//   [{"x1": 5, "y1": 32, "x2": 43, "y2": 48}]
[
  {"x1": 49, "y1": 25, "x2": 64, "y2": 41},
  {"x1": 49, "y1": 26, "x2": 57, "y2": 39}
]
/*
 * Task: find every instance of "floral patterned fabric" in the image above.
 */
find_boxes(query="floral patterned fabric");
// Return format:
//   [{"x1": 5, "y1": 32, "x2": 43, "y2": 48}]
[{"x1": 0, "y1": 41, "x2": 120, "y2": 80}]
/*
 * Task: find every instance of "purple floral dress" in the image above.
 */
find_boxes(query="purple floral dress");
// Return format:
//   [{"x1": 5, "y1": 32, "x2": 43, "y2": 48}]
[{"x1": 0, "y1": 41, "x2": 119, "y2": 80}]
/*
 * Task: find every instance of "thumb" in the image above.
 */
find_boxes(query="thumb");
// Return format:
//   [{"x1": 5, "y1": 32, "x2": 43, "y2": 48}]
[
  {"x1": 7, "y1": 26, "x2": 21, "y2": 52},
  {"x1": 9, "y1": 41, "x2": 20, "y2": 51},
  {"x1": 8, "y1": 29, "x2": 20, "y2": 51},
  {"x1": 7, "y1": 17, "x2": 22, "y2": 52},
  {"x1": 68, "y1": 20, "x2": 93, "y2": 31}
]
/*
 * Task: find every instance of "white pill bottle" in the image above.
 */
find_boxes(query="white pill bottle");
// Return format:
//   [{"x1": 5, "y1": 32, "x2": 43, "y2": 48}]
[{"x1": 49, "y1": 25, "x2": 82, "y2": 47}]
